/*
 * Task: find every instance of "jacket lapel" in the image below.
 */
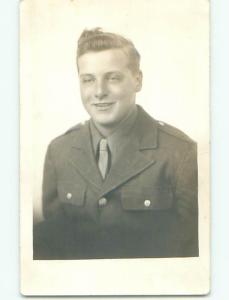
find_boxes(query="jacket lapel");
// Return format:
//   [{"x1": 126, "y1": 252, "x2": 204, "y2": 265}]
[
  {"x1": 68, "y1": 121, "x2": 103, "y2": 190},
  {"x1": 98, "y1": 107, "x2": 159, "y2": 198},
  {"x1": 67, "y1": 107, "x2": 159, "y2": 196}
]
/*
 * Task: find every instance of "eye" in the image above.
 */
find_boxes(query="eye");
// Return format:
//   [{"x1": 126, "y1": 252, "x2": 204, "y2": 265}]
[
  {"x1": 107, "y1": 73, "x2": 123, "y2": 82},
  {"x1": 107, "y1": 73, "x2": 122, "y2": 83},
  {"x1": 109, "y1": 77, "x2": 119, "y2": 81},
  {"x1": 81, "y1": 76, "x2": 95, "y2": 84}
]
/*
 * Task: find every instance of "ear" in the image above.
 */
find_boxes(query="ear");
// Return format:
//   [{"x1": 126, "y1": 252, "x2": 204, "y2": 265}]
[{"x1": 135, "y1": 70, "x2": 143, "y2": 92}]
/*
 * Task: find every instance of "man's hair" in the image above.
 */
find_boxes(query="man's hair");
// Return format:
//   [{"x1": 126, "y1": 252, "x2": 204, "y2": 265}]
[{"x1": 77, "y1": 28, "x2": 141, "y2": 73}]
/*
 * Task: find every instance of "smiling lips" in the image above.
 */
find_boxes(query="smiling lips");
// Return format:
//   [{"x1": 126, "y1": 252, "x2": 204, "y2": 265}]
[{"x1": 93, "y1": 102, "x2": 115, "y2": 110}]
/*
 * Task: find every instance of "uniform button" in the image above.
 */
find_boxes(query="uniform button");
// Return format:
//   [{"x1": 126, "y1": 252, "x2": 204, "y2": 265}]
[
  {"x1": 66, "y1": 192, "x2": 72, "y2": 200},
  {"x1": 144, "y1": 199, "x2": 151, "y2": 207},
  {"x1": 98, "y1": 197, "x2": 107, "y2": 207},
  {"x1": 158, "y1": 121, "x2": 165, "y2": 126}
]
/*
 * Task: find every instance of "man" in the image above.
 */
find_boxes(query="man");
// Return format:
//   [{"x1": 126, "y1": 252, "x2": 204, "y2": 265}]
[{"x1": 33, "y1": 28, "x2": 198, "y2": 259}]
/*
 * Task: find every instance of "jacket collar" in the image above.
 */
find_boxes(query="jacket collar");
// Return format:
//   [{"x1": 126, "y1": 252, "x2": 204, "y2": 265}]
[
  {"x1": 73, "y1": 105, "x2": 158, "y2": 150},
  {"x1": 69, "y1": 105, "x2": 158, "y2": 194},
  {"x1": 135, "y1": 105, "x2": 158, "y2": 150}
]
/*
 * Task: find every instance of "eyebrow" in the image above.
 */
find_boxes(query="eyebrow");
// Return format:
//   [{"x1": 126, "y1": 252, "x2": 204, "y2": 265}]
[
  {"x1": 106, "y1": 71, "x2": 123, "y2": 76},
  {"x1": 80, "y1": 71, "x2": 123, "y2": 77},
  {"x1": 79, "y1": 74, "x2": 95, "y2": 77}
]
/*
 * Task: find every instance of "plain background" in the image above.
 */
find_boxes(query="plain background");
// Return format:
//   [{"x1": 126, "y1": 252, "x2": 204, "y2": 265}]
[{"x1": 0, "y1": 0, "x2": 228, "y2": 299}]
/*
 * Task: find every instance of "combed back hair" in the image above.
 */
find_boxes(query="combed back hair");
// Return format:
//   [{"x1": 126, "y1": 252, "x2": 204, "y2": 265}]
[{"x1": 77, "y1": 28, "x2": 141, "y2": 73}]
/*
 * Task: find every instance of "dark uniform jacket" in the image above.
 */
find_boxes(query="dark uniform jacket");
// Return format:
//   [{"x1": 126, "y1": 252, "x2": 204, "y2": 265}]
[{"x1": 34, "y1": 106, "x2": 198, "y2": 259}]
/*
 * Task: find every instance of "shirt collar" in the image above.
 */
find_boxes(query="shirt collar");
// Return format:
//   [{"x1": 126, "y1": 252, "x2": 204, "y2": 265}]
[{"x1": 89, "y1": 106, "x2": 138, "y2": 156}]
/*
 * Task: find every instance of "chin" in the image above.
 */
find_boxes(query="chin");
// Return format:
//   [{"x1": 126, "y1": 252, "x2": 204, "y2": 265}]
[
  {"x1": 95, "y1": 119, "x2": 116, "y2": 127},
  {"x1": 93, "y1": 114, "x2": 119, "y2": 127}
]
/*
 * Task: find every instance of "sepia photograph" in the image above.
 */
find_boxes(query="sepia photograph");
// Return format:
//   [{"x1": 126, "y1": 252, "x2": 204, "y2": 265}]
[
  {"x1": 20, "y1": 0, "x2": 210, "y2": 295},
  {"x1": 33, "y1": 27, "x2": 199, "y2": 260}
]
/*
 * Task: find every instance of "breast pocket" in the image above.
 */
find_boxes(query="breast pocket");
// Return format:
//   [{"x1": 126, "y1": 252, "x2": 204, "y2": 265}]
[
  {"x1": 57, "y1": 181, "x2": 86, "y2": 206},
  {"x1": 121, "y1": 186, "x2": 173, "y2": 211}
]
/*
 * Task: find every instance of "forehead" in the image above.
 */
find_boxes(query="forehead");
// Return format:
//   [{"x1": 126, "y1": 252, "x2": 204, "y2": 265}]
[{"x1": 78, "y1": 49, "x2": 130, "y2": 74}]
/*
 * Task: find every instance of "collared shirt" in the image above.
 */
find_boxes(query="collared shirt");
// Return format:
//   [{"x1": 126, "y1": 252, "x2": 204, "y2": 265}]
[{"x1": 89, "y1": 106, "x2": 138, "y2": 166}]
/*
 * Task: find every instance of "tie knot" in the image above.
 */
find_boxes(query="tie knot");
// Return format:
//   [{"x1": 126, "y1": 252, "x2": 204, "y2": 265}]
[{"x1": 99, "y1": 139, "x2": 108, "y2": 151}]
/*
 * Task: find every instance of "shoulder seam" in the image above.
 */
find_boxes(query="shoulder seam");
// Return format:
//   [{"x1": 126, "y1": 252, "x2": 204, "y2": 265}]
[
  {"x1": 49, "y1": 122, "x2": 84, "y2": 145},
  {"x1": 64, "y1": 123, "x2": 83, "y2": 135},
  {"x1": 157, "y1": 121, "x2": 195, "y2": 144}
]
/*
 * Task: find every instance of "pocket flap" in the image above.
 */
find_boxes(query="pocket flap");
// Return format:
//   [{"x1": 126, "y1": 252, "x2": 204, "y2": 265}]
[
  {"x1": 121, "y1": 187, "x2": 173, "y2": 210},
  {"x1": 57, "y1": 181, "x2": 86, "y2": 206}
]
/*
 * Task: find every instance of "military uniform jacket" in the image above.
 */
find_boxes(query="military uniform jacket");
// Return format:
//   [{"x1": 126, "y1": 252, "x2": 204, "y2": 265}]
[{"x1": 34, "y1": 106, "x2": 198, "y2": 259}]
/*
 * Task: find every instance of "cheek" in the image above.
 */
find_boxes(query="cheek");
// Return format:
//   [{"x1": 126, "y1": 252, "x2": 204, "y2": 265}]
[
  {"x1": 113, "y1": 88, "x2": 134, "y2": 103},
  {"x1": 112, "y1": 80, "x2": 135, "y2": 95},
  {"x1": 109, "y1": 84, "x2": 130, "y2": 98},
  {"x1": 80, "y1": 86, "x2": 92, "y2": 102}
]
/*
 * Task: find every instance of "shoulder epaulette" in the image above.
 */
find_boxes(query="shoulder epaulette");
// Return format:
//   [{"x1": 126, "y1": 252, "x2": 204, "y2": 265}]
[
  {"x1": 50, "y1": 121, "x2": 87, "y2": 145},
  {"x1": 64, "y1": 120, "x2": 87, "y2": 135},
  {"x1": 157, "y1": 120, "x2": 195, "y2": 143}
]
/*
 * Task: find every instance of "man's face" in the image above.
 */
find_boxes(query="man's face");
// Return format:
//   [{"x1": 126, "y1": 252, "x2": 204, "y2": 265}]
[{"x1": 78, "y1": 49, "x2": 142, "y2": 129}]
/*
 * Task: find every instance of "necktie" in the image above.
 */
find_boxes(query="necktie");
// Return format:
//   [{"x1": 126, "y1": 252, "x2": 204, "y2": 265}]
[{"x1": 98, "y1": 138, "x2": 109, "y2": 179}]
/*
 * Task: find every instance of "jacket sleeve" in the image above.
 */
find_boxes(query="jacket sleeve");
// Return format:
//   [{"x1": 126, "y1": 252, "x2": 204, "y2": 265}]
[
  {"x1": 42, "y1": 143, "x2": 61, "y2": 219},
  {"x1": 174, "y1": 142, "x2": 199, "y2": 256}
]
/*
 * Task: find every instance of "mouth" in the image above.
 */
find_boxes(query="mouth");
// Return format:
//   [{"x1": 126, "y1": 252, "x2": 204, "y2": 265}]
[{"x1": 93, "y1": 102, "x2": 115, "y2": 111}]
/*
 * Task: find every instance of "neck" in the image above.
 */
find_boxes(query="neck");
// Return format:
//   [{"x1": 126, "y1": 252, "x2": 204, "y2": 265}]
[
  {"x1": 92, "y1": 124, "x2": 113, "y2": 138},
  {"x1": 93, "y1": 106, "x2": 137, "y2": 137}
]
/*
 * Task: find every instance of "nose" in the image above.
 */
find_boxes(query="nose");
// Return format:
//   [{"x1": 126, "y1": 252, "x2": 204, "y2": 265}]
[{"x1": 94, "y1": 79, "x2": 108, "y2": 100}]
